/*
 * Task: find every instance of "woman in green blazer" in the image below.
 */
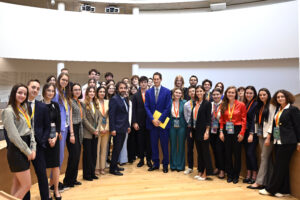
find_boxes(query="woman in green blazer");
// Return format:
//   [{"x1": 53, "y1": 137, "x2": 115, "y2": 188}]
[{"x1": 170, "y1": 87, "x2": 187, "y2": 171}]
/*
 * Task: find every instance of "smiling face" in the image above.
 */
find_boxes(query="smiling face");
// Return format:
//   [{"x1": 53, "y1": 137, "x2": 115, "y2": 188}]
[
  {"x1": 258, "y1": 90, "x2": 268, "y2": 104},
  {"x1": 16, "y1": 86, "x2": 28, "y2": 105},
  {"x1": 175, "y1": 79, "x2": 183, "y2": 87},
  {"x1": 226, "y1": 88, "x2": 237, "y2": 101},
  {"x1": 212, "y1": 90, "x2": 221, "y2": 103},
  {"x1": 45, "y1": 85, "x2": 55, "y2": 100},
  {"x1": 153, "y1": 75, "x2": 161, "y2": 87},
  {"x1": 59, "y1": 75, "x2": 69, "y2": 89},
  {"x1": 173, "y1": 89, "x2": 182, "y2": 100},
  {"x1": 188, "y1": 88, "x2": 195, "y2": 99},
  {"x1": 28, "y1": 81, "x2": 40, "y2": 100},
  {"x1": 72, "y1": 85, "x2": 82, "y2": 99},
  {"x1": 276, "y1": 92, "x2": 286, "y2": 106},
  {"x1": 245, "y1": 89, "x2": 255, "y2": 102},
  {"x1": 203, "y1": 81, "x2": 211, "y2": 92},
  {"x1": 98, "y1": 88, "x2": 106, "y2": 100},
  {"x1": 189, "y1": 77, "x2": 198, "y2": 87},
  {"x1": 196, "y1": 87, "x2": 205, "y2": 101},
  {"x1": 118, "y1": 83, "x2": 127, "y2": 97},
  {"x1": 87, "y1": 88, "x2": 95, "y2": 100}
]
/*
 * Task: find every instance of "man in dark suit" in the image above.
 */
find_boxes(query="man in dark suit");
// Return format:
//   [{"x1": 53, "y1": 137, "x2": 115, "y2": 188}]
[
  {"x1": 109, "y1": 81, "x2": 131, "y2": 176},
  {"x1": 132, "y1": 76, "x2": 152, "y2": 168},
  {"x1": 145, "y1": 72, "x2": 171, "y2": 173},
  {"x1": 24, "y1": 79, "x2": 50, "y2": 200}
]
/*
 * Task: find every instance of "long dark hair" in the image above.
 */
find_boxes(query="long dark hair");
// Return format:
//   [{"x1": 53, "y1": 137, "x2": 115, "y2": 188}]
[
  {"x1": 97, "y1": 86, "x2": 106, "y2": 100},
  {"x1": 8, "y1": 83, "x2": 29, "y2": 120},
  {"x1": 221, "y1": 86, "x2": 238, "y2": 115},
  {"x1": 42, "y1": 83, "x2": 56, "y2": 100},
  {"x1": 56, "y1": 73, "x2": 71, "y2": 106},
  {"x1": 194, "y1": 85, "x2": 205, "y2": 102},
  {"x1": 255, "y1": 88, "x2": 271, "y2": 124},
  {"x1": 71, "y1": 83, "x2": 83, "y2": 99},
  {"x1": 243, "y1": 86, "x2": 257, "y2": 105}
]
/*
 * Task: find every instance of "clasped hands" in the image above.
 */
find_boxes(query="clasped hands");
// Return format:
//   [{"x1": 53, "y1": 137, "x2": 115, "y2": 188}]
[{"x1": 152, "y1": 119, "x2": 161, "y2": 127}]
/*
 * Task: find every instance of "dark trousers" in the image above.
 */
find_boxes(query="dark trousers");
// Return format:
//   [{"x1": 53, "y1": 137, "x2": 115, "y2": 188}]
[
  {"x1": 24, "y1": 144, "x2": 49, "y2": 200},
  {"x1": 127, "y1": 128, "x2": 136, "y2": 162},
  {"x1": 210, "y1": 132, "x2": 225, "y2": 171},
  {"x1": 64, "y1": 123, "x2": 81, "y2": 184},
  {"x1": 186, "y1": 127, "x2": 194, "y2": 169},
  {"x1": 266, "y1": 144, "x2": 296, "y2": 194},
  {"x1": 224, "y1": 125, "x2": 242, "y2": 179},
  {"x1": 82, "y1": 136, "x2": 98, "y2": 179},
  {"x1": 150, "y1": 127, "x2": 169, "y2": 168},
  {"x1": 243, "y1": 131, "x2": 258, "y2": 171},
  {"x1": 110, "y1": 132, "x2": 126, "y2": 172},
  {"x1": 136, "y1": 127, "x2": 152, "y2": 161},
  {"x1": 195, "y1": 139, "x2": 213, "y2": 174}
]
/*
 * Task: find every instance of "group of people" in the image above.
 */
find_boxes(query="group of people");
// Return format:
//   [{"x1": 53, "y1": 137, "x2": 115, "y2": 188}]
[{"x1": 2, "y1": 68, "x2": 300, "y2": 200}]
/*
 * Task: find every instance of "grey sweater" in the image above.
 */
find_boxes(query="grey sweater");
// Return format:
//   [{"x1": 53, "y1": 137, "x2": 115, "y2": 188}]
[{"x1": 2, "y1": 105, "x2": 36, "y2": 156}]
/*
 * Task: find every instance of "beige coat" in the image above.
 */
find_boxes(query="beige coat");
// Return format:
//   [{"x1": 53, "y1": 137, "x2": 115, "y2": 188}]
[{"x1": 82, "y1": 102, "x2": 101, "y2": 139}]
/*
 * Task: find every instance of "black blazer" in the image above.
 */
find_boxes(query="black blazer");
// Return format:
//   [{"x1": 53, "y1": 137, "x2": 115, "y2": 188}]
[
  {"x1": 109, "y1": 94, "x2": 130, "y2": 133},
  {"x1": 34, "y1": 100, "x2": 51, "y2": 148},
  {"x1": 273, "y1": 105, "x2": 300, "y2": 144},
  {"x1": 190, "y1": 100, "x2": 212, "y2": 141},
  {"x1": 132, "y1": 90, "x2": 147, "y2": 129}
]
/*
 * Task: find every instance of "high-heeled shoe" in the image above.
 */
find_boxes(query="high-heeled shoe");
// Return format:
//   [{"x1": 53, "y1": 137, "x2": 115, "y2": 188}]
[{"x1": 54, "y1": 192, "x2": 62, "y2": 200}]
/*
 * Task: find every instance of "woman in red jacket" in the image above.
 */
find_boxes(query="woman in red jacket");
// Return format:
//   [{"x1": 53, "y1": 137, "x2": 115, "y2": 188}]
[{"x1": 219, "y1": 86, "x2": 247, "y2": 184}]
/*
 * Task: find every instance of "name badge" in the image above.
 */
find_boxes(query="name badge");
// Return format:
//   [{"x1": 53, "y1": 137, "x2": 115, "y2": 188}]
[
  {"x1": 257, "y1": 126, "x2": 263, "y2": 136},
  {"x1": 273, "y1": 127, "x2": 280, "y2": 140},
  {"x1": 174, "y1": 119, "x2": 180, "y2": 128},
  {"x1": 211, "y1": 120, "x2": 219, "y2": 134},
  {"x1": 102, "y1": 117, "x2": 107, "y2": 125},
  {"x1": 50, "y1": 125, "x2": 56, "y2": 139},
  {"x1": 226, "y1": 122, "x2": 234, "y2": 134}
]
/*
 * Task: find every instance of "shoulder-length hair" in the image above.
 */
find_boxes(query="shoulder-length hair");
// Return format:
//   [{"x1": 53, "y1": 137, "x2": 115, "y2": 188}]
[
  {"x1": 71, "y1": 83, "x2": 83, "y2": 99},
  {"x1": 42, "y1": 83, "x2": 56, "y2": 100},
  {"x1": 174, "y1": 75, "x2": 185, "y2": 88},
  {"x1": 172, "y1": 87, "x2": 184, "y2": 100},
  {"x1": 84, "y1": 86, "x2": 99, "y2": 110},
  {"x1": 271, "y1": 89, "x2": 295, "y2": 107},
  {"x1": 56, "y1": 72, "x2": 71, "y2": 106},
  {"x1": 221, "y1": 86, "x2": 238, "y2": 115},
  {"x1": 8, "y1": 83, "x2": 29, "y2": 120},
  {"x1": 255, "y1": 88, "x2": 271, "y2": 123}
]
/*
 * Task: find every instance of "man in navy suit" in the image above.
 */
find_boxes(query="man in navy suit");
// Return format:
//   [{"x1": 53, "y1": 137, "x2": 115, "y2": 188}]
[
  {"x1": 145, "y1": 72, "x2": 171, "y2": 173},
  {"x1": 109, "y1": 81, "x2": 131, "y2": 176},
  {"x1": 24, "y1": 80, "x2": 50, "y2": 200}
]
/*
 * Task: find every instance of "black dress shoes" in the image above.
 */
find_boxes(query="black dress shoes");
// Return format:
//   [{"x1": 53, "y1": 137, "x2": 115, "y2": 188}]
[
  {"x1": 83, "y1": 177, "x2": 93, "y2": 181},
  {"x1": 248, "y1": 179, "x2": 255, "y2": 184},
  {"x1": 74, "y1": 181, "x2": 82, "y2": 185},
  {"x1": 109, "y1": 171, "x2": 123, "y2": 176},
  {"x1": 163, "y1": 167, "x2": 168, "y2": 173},
  {"x1": 227, "y1": 178, "x2": 233, "y2": 183},
  {"x1": 92, "y1": 175, "x2": 99, "y2": 180},
  {"x1": 148, "y1": 166, "x2": 159, "y2": 171},
  {"x1": 233, "y1": 178, "x2": 239, "y2": 184},
  {"x1": 243, "y1": 178, "x2": 250, "y2": 183},
  {"x1": 147, "y1": 160, "x2": 153, "y2": 168},
  {"x1": 117, "y1": 167, "x2": 124, "y2": 171},
  {"x1": 247, "y1": 185, "x2": 265, "y2": 190},
  {"x1": 137, "y1": 161, "x2": 144, "y2": 167}
]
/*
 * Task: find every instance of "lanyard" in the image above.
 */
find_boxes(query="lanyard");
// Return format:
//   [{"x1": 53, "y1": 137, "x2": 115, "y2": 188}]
[
  {"x1": 63, "y1": 96, "x2": 69, "y2": 113},
  {"x1": 173, "y1": 101, "x2": 179, "y2": 118},
  {"x1": 193, "y1": 101, "x2": 201, "y2": 120},
  {"x1": 228, "y1": 103, "x2": 235, "y2": 121},
  {"x1": 30, "y1": 103, "x2": 35, "y2": 119},
  {"x1": 142, "y1": 92, "x2": 145, "y2": 104},
  {"x1": 99, "y1": 100, "x2": 105, "y2": 116},
  {"x1": 190, "y1": 100, "x2": 193, "y2": 110},
  {"x1": 258, "y1": 105, "x2": 265, "y2": 125},
  {"x1": 275, "y1": 107, "x2": 284, "y2": 127},
  {"x1": 76, "y1": 99, "x2": 83, "y2": 118},
  {"x1": 213, "y1": 103, "x2": 221, "y2": 119},
  {"x1": 18, "y1": 105, "x2": 31, "y2": 129},
  {"x1": 246, "y1": 100, "x2": 254, "y2": 113},
  {"x1": 207, "y1": 93, "x2": 210, "y2": 101}
]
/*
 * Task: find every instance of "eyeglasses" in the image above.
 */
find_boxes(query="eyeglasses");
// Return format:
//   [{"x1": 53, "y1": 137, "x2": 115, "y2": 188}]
[{"x1": 61, "y1": 79, "x2": 68, "y2": 82}]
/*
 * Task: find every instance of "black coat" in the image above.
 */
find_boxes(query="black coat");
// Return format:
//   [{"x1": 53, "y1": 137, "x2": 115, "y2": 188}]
[
  {"x1": 190, "y1": 100, "x2": 212, "y2": 141},
  {"x1": 132, "y1": 90, "x2": 147, "y2": 129},
  {"x1": 273, "y1": 105, "x2": 300, "y2": 144}
]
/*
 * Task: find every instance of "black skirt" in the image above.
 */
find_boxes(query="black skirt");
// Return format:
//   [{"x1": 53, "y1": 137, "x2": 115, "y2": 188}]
[
  {"x1": 7, "y1": 135, "x2": 31, "y2": 172},
  {"x1": 45, "y1": 138, "x2": 60, "y2": 168}
]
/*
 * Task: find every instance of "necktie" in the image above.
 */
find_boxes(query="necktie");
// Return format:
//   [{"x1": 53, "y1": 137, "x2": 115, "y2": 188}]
[
  {"x1": 122, "y1": 98, "x2": 128, "y2": 112},
  {"x1": 155, "y1": 88, "x2": 159, "y2": 103},
  {"x1": 28, "y1": 102, "x2": 32, "y2": 116}
]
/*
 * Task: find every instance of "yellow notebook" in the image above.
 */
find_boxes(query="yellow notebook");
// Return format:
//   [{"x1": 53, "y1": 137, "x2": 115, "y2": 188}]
[{"x1": 153, "y1": 110, "x2": 170, "y2": 129}]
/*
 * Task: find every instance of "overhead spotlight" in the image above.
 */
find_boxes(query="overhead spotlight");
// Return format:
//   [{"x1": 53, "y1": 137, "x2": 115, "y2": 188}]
[{"x1": 51, "y1": 0, "x2": 55, "y2": 6}]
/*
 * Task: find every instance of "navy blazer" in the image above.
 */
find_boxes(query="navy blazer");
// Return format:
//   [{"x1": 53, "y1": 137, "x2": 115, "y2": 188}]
[
  {"x1": 109, "y1": 94, "x2": 130, "y2": 133},
  {"x1": 34, "y1": 100, "x2": 51, "y2": 148},
  {"x1": 145, "y1": 86, "x2": 171, "y2": 130}
]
